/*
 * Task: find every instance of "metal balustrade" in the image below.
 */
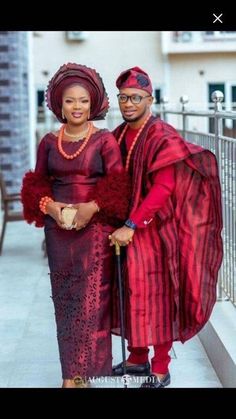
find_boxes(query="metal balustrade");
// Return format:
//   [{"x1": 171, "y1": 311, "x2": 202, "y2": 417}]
[{"x1": 160, "y1": 91, "x2": 236, "y2": 306}]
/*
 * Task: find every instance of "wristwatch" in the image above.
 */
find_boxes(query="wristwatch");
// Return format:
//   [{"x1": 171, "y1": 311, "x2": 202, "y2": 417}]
[{"x1": 125, "y1": 219, "x2": 137, "y2": 230}]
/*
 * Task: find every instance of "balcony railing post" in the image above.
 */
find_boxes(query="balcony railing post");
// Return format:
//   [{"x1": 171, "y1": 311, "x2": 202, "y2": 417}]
[
  {"x1": 180, "y1": 95, "x2": 189, "y2": 139},
  {"x1": 160, "y1": 96, "x2": 169, "y2": 122},
  {"x1": 211, "y1": 90, "x2": 224, "y2": 300},
  {"x1": 211, "y1": 90, "x2": 224, "y2": 165}
]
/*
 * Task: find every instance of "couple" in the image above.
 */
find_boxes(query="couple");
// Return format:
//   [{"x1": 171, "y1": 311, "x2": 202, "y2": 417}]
[{"x1": 21, "y1": 63, "x2": 223, "y2": 388}]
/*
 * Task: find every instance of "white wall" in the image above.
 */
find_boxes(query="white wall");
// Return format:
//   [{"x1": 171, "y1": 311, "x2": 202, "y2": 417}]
[
  {"x1": 33, "y1": 31, "x2": 236, "y2": 133},
  {"x1": 168, "y1": 53, "x2": 236, "y2": 108},
  {"x1": 33, "y1": 31, "x2": 164, "y2": 109},
  {"x1": 165, "y1": 52, "x2": 236, "y2": 131}
]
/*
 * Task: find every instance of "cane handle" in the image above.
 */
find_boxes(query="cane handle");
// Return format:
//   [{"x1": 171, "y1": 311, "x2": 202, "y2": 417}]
[{"x1": 115, "y1": 241, "x2": 120, "y2": 256}]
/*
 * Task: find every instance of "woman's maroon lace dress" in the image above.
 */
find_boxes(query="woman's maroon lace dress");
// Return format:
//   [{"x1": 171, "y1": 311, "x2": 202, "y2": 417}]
[{"x1": 21, "y1": 129, "x2": 130, "y2": 380}]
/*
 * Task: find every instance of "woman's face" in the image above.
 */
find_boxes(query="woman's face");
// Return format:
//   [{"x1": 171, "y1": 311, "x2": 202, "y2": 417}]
[{"x1": 62, "y1": 84, "x2": 91, "y2": 125}]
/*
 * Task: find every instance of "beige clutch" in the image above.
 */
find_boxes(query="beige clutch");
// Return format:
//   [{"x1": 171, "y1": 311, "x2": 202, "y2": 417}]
[{"x1": 61, "y1": 207, "x2": 77, "y2": 229}]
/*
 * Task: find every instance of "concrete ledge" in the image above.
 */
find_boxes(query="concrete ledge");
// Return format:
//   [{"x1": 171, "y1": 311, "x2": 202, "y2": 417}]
[{"x1": 199, "y1": 301, "x2": 236, "y2": 388}]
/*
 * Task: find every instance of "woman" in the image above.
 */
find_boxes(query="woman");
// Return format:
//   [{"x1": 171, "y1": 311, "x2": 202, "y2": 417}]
[{"x1": 21, "y1": 63, "x2": 130, "y2": 388}]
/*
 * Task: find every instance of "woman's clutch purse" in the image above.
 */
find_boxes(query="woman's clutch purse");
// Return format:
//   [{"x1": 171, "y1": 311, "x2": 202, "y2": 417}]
[{"x1": 61, "y1": 206, "x2": 77, "y2": 229}]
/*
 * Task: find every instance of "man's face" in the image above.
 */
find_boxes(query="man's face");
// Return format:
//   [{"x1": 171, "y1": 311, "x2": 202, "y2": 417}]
[{"x1": 117, "y1": 88, "x2": 153, "y2": 123}]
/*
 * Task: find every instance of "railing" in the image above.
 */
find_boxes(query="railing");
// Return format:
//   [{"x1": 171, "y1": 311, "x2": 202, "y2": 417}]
[{"x1": 160, "y1": 91, "x2": 236, "y2": 306}]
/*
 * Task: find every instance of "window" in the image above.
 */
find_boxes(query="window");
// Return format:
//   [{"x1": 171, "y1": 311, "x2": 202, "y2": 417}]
[
  {"x1": 37, "y1": 89, "x2": 45, "y2": 123},
  {"x1": 153, "y1": 88, "x2": 162, "y2": 117},
  {"x1": 154, "y1": 89, "x2": 161, "y2": 104},
  {"x1": 203, "y1": 31, "x2": 236, "y2": 40},
  {"x1": 224, "y1": 85, "x2": 236, "y2": 138}
]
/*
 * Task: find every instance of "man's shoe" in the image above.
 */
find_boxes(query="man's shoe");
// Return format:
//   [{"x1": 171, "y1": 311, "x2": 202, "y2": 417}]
[
  {"x1": 140, "y1": 372, "x2": 171, "y2": 388},
  {"x1": 112, "y1": 361, "x2": 150, "y2": 376}
]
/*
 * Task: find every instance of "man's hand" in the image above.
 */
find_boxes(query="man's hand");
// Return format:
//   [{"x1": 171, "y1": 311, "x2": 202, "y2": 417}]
[{"x1": 109, "y1": 226, "x2": 135, "y2": 247}]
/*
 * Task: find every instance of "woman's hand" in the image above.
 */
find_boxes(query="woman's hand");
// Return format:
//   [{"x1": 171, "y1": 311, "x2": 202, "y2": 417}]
[
  {"x1": 46, "y1": 201, "x2": 67, "y2": 228},
  {"x1": 109, "y1": 226, "x2": 135, "y2": 247},
  {"x1": 73, "y1": 201, "x2": 98, "y2": 231}
]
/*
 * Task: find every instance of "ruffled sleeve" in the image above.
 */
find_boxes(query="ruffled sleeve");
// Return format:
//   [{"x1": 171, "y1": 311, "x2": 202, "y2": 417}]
[
  {"x1": 91, "y1": 131, "x2": 131, "y2": 224},
  {"x1": 21, "y1": 137, "x2": 54, "y2": 227}
]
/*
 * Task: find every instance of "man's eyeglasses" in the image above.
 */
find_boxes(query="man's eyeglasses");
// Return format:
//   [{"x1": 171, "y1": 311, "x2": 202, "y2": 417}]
[{"x1": 117, "y1": 94, "x2": 152, "y2": 104}]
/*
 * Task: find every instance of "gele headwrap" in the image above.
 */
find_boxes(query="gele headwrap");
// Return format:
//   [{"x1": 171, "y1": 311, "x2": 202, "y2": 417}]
[{"x1": 45, "y1": 62, "x2": 109, "y2": 122}]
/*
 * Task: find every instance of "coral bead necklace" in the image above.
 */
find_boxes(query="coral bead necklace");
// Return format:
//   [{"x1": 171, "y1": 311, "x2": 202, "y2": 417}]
[
  {"x1": 58, "y1": 122, "x2": 93, "y2": 160},
  {"x1": 118, "y1": 113, "x2": 152, "y2": 171}
]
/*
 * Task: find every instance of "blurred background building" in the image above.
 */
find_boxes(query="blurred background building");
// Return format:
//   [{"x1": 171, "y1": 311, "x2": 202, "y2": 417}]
[
  {"x1": 33, "y1": 31, "x2": 236, "y2": 138},
  {"x1": 1, "y1": 30, "x2": 236, "y2": 191},
  {"x1": 0, "y1": 32, "x2": 32, "y2": 194}
]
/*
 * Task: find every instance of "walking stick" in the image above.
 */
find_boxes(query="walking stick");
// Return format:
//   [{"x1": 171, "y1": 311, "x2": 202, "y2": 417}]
[{"x1": 115, "y1": 241, "x2": 127, "y2": 388}]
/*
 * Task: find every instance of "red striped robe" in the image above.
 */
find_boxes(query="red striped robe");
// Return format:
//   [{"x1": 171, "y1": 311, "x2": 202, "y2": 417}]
[{"x1": 112, "y1": 115, "x2": 223, "y2": 347}]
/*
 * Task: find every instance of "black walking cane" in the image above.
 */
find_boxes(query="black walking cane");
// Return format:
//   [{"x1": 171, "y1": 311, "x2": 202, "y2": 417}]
[{"x1": 115, "y1": 241, "x2": 128, "y2": 388}]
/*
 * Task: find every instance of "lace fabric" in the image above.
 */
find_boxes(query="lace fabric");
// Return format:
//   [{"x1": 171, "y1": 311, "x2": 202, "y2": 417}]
[{"x1": 49, "y1": 223, "x2": 113, "y2": 379}]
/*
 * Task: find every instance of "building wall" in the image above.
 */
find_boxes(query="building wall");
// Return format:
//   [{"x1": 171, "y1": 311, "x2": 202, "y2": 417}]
[
  {"x1": 168, "y1": 53, "x2": 236, "y2": 107},
  {"x1": 166, "y1": 52, "x2": 236, "y2": 131},
  {"x1": 0, "y1": 31, "x2": 30, "y2": 193},
  {"x1": 33, "y1": 31, "x2": 236, "y2": 134},
  {"x1": 33, "y1": 31, "x2": 164, "y2": 110}
]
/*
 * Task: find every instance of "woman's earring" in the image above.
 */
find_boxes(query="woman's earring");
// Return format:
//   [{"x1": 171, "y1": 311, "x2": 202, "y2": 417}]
[{"x1": 62, "y1": 109, "x2": 65, "y2": 120}]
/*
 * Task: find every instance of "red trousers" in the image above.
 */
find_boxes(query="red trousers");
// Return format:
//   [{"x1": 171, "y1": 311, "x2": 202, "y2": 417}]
[{"x1": 127, "y1": 342, "x2": 172, "y2": 374}]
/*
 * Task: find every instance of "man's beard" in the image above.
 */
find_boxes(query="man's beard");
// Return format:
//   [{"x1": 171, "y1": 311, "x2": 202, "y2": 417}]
[
  {"x1": 122, "y1": 108, "x2": 147, "y2": 123},
  {"x1": 123, "y1": 115, "x2": 140, "y2": 123}
]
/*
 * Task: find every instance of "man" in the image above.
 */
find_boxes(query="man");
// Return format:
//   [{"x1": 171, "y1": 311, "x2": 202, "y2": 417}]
[{"x1": 109, "y1": 66, "x2": 223, "y2": 388}]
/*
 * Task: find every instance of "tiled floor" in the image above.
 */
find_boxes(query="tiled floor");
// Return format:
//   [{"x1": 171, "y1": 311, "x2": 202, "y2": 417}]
[{"x1": 0, "y1": 221, "x2": 222, "y2": 388}]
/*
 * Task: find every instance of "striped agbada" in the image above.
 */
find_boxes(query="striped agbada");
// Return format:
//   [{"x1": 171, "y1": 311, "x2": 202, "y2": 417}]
[{"x1": 112, "y1": 115, "x2": 223, "y2": 347}]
